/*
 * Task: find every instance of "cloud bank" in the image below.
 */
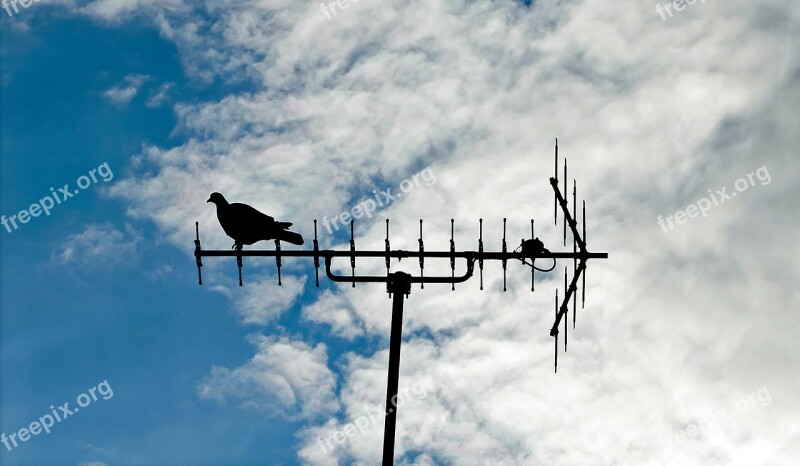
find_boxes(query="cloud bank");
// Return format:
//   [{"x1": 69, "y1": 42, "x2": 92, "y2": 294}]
[{"x1": 54, "y1": 0, "x2": 800, "y2": 463}]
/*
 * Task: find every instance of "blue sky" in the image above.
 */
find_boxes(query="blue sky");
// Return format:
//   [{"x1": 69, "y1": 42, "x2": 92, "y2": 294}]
[
  {"x1": 1, "y1": 13, "x2": 309, "y2": 466},
  {"x1": 2, "y1": 0, "x2": 799, "y2": 465}
]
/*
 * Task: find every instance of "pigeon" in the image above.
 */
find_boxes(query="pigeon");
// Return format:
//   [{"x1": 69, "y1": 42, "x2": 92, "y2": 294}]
[{"x1": 207, "y1": 192, "x2": 304, "y2": 249}]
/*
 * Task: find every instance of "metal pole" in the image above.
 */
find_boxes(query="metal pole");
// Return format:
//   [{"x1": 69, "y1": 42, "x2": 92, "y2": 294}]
[{"x1": 383, "y1": 272, "x2": 411, "y2": 466}]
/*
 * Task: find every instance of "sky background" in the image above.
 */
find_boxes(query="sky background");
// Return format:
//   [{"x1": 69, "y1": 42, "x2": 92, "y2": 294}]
[{"x1": 1, "y1": 0, "x2": 798, "y2": 465}]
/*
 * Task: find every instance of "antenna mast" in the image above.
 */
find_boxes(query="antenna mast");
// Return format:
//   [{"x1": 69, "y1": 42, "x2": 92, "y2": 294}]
[{"x1": 192, "y1": 141, "x2": 608, "y2": 464}]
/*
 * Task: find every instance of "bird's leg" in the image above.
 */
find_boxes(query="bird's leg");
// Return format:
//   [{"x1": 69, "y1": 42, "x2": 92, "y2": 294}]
[{"x1": 231, "y1": 241, "x2": 243, "y2": 250}]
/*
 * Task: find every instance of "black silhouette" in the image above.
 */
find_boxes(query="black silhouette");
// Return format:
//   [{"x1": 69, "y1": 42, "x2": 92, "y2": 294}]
[
  {"x1": 194, "y1": 140, "x2": 608, "y2": 466},
  {"x1": 206, "y1": 192, "x2": 304, "y2": 249}
]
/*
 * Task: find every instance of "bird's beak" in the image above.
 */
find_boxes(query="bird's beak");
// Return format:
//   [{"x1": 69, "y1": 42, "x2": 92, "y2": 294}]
[{"x1": 206, "y1": 198, "x2": 212, "y2": 203}]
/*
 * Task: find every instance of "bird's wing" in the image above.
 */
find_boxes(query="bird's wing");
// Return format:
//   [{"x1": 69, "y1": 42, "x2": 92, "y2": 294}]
[{"x1": 229, "y1": 203, "x2": 275, "y2": 224}]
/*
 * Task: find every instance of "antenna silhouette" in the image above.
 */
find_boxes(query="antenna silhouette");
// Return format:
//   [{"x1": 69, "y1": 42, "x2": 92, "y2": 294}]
[{"x1": 193, "y1": 140, "x2": 608, "y2": 465}]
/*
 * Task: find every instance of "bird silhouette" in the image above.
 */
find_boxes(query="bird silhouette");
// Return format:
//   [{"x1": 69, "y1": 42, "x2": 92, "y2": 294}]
[{"x1": 207, "y1": 192, "x2": 304, "y2": 249}]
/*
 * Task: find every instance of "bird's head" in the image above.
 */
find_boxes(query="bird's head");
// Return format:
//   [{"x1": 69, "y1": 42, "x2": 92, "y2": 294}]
[{"x1": 207, "y1": 192, "x2": 228, "y2": 206}]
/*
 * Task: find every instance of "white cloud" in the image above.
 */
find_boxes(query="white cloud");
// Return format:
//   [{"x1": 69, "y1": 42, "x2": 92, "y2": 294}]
[
  {"x1": 302, "y1": 290, "x2": 365, "y2": 340},
  {"x1": 198, "y1": 334, "x2": 339, "y2": 420},
  {"x1": 145, "y1": 82, "x2": 174, "y2": 108},
  {"x1": 234, "y1": 273, "x2": 306, "y2": 325},
  {"x1": 66, "y1": 0, "x2": 800, "y2": 463},
  {"x1": 76, "y1": 0, "x2": 187, "y2": 23},
  {"x1": 52, "y1": 222, "x2": 141, "y2": 269},
  {"x1": 102, "y1": 73, "x2": 151, "y2": 107}
]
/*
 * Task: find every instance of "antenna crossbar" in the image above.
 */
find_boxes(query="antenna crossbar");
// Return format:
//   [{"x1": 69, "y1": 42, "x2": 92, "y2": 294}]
[{"x1": 190, "y1": 140, "x2": 609, "y2": 465}]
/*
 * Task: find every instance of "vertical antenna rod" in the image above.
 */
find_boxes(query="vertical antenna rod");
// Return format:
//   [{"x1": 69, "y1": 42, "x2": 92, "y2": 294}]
[
  {"x1": 531, "y1": 219, "x2": 535, "y2": 292},
  {"x1": 563, "y1": 157, "x2": 568, "y2": 246},
  {"x1": 350, "y1": 220, "x2": 356, "y2": 288},
  {"x1": 385, "y1": 219, "x2": 391, "y2": 276},
  {"x1": 554, "y1": 290, "x2": 558, "y2": 373},
  {"x1": 275, "y1": 240, "x2": 282, "y2": 286},
  {"x1": 450, "y1": 219, "x2": 456, "y2": 291},
  {"x1": 313, "y1": 220, "x2": 320, "y2": 287},
  {"x1": 418, "y1": 220, "x2": 425, "y2": 290},
  {"x1": 582, "y1": 201, "x2": 587, "y2": 309},
  {"x1": 564, "y1": 266, "x2": 568, "y2": 352},
  {"x1": 554, "y1": 138, "x2": 558, "y2": 226},
  {"x1": 502, "y1": 218, "x2": 508, "y2": 292},
  {"x1": 478, "y1": 218, "x2": 484, "y2": 290},
  {"x1": 573, "y1": 180, "x2": 577, "y2": 328},
  {"x1": 236, "y1": 248, "x2": 243, "y2": 287},
  {"x1": 194, "y1": 222, "x2": 203, "y2": 285}
]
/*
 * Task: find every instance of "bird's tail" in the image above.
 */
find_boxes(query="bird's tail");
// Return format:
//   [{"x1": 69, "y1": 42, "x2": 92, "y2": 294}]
[{"x1": 277, "y1": 229, "x2": 304, "y2": 245}]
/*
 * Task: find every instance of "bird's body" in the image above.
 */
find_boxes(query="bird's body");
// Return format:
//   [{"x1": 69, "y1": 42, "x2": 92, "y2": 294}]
[{"x1": 207, "y1": 193, "x2": 304, "y2": 248}]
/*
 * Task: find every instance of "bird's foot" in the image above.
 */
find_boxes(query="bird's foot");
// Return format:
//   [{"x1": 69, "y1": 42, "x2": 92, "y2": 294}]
[{"x1": 231, "y1": 242, "x2": 243, "y2": 251}]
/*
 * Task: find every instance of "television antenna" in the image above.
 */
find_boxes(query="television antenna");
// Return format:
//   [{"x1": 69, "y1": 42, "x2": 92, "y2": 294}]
[{"x1": 192, "y1": 140, "x2": 608, "y2": 465}]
